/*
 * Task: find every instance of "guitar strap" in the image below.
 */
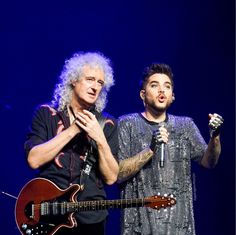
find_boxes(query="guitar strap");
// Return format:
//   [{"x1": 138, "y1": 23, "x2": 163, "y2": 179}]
[{"x1": 58, "y1": 106, "x2": 107, "y2": 190}]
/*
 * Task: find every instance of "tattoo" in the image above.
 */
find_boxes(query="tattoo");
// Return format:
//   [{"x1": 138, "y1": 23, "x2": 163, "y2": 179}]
[{"x1": 118, "y1": 148, "x2": 153, "y2": 182}]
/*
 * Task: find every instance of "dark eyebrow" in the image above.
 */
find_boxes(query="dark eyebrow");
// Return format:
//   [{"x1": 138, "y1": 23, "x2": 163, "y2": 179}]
[
  {"x1": 164, "y1": 81, "x2": 172, "y2": 85},
  {"x1": 149, "y1": 81, "x2": 172, "y2": 86},
  {"x1": 150, "y1": 81, "x2": 159, "y2": 84},
  {"x1": 150, "y1": 80, "x2": 171, "y2": 84}
]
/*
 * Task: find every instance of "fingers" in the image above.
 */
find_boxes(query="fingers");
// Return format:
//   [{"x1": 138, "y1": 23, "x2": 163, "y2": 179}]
[
  {"x1": 209, "y1": 113, "x2": 224, "y2": 130},
  {"x1": 82, "y1": 109, "x2": 95, "y2": 119},
  {"x1": 209, "y1": 113, "x2": 224, "y2": 121},
  {"x1": 154, "y1": 126, "x2": 169, "y2": 143},
  {"x1": 74, "y1": 114, "x2": 87, "y2": 127},
  {"x1": 75, "y1": 110, "x2": 96, "y2": 128},
  {"x1": 159, "y1": 126, "x2": 169, "y2": 143},
  {"x1": 74, "y1": 110, "x2": 104, "y2": 142}
]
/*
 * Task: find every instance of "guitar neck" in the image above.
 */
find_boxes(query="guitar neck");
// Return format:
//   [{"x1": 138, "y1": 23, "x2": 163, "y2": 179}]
[
  {"x1": 76, "y1": 198, "x2": 146, "y2": 211},
  {"x1": 40, "y1": 198, "x2": 149, "y2": 215}
]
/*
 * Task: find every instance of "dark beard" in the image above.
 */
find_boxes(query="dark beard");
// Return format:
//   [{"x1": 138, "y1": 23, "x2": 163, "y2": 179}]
[{"x1": 146, "y1": 99, "x2": 171, "y2": 114}]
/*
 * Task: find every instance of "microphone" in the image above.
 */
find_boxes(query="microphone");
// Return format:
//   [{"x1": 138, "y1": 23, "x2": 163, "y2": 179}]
[
  {"x1": 160, "y1": 142, "x2": 165, "y2": 168},
  {"x1": 159, "y1": 122, "x2": 166, "y2": 168},
  {"x1": 151, "y1": 124, "x2": 166, "y2": 168}
]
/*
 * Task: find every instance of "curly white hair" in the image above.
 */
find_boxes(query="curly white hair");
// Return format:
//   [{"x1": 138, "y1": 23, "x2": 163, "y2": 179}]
[{"x1": 51, "y1": 51, "x2": 114, "y2": 112}]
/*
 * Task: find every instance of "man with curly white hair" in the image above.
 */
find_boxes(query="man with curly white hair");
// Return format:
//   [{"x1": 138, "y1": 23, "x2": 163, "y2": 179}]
[{"x1": 24, "y1": 51, "x2": 119, "y2": 235}]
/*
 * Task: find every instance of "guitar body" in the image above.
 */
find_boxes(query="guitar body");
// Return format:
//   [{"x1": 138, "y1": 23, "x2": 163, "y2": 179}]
[{"x1": 15, "y1": 178, "x2": 81, "y2": 235}]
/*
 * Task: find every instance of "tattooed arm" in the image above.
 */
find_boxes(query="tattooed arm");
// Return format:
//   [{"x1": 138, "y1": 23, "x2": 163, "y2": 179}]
[
  {"x1": 117, "y1": 123, "x2": 169, "y2": 183},
  {"x1": 117, "y1": 148, "x2": 153, "y2": 183}
]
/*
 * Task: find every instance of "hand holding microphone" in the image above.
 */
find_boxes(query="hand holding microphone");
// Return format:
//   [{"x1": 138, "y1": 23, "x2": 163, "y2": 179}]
[{"x1": 150, "y1": 125, "x2": 169, "y2": 167}]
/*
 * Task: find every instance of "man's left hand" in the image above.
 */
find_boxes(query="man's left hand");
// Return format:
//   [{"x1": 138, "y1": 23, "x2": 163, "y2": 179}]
[{"x1": 209, "y1": 113, "x2": 224, "y2": 137}]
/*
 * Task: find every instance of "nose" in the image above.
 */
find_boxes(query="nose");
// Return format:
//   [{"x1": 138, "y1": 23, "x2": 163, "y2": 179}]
[
  {"x1": 91, "y1": 81, "x2": 99, "y2": 91},
  {"x1": 158, "y1": 86, "x2": 165, "y2": 93}
]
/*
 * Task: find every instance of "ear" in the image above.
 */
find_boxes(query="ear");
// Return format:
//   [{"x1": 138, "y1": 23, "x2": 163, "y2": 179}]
[
  {"x1": 172, "y1": 93, "x2": 175, "y2": 102},
  {"x1": 140, "y1": 90, "x2": 145, "y2": 101},
  {"x1": 71, "y1": 81, "x2": 76, "y2": 87}
]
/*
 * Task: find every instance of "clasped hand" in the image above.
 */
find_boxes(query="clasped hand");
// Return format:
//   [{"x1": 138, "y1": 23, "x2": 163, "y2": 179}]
[
  {"x1": 74, "y1": 110, "x2": 104, "y2": 142},
  {"x1": 208, "y1": 113, "x2": 224, "y2": 137}
]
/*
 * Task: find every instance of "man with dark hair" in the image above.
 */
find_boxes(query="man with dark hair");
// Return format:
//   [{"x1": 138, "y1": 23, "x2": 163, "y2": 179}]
[
  {"x1": 24, "y1": 52, "x2": 119, "y2": 235},
  {"x1": 117, "y1": 63, "x2": 223, "y2": 235}
]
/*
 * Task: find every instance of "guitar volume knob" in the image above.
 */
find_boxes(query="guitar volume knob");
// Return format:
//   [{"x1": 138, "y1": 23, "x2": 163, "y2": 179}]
[
  {"x1": 26, "y1": 229, "x2": 32, "y2": 235},
  {"x1": 21, "y1": 224, "x2": 27, "y2": 230}
]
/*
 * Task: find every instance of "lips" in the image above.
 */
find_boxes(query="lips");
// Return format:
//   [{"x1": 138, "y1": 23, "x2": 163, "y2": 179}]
[
  {"x1": 88, "y1": 92, "x2": 96, "y2": 97},
  {"x1": 158, "y1": 94, "x2": 166, "y2": 103}
]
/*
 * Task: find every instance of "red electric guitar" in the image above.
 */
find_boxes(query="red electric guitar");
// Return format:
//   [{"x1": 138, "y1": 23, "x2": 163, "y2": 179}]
[{"x1": 15, "y1": 178, "x2": 176, "y2": 235}]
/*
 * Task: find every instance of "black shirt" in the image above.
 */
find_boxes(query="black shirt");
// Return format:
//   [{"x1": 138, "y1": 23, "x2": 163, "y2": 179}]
[{"x1": 24, "y1": 104, "x2": 118, "y2": 224}]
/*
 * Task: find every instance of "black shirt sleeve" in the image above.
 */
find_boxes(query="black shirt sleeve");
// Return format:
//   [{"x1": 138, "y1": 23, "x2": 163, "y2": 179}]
[
  {"x1": 103, "y1": 115, "x2": 118, "y2": 159},
  {"x1": 24, "y1": 105, "x2": 58, "y2": 156}
]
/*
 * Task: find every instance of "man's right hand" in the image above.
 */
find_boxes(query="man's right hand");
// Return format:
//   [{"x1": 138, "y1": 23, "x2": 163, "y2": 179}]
[{"x1": 150, "y1": 126, "x2": 169, "y2": 152}]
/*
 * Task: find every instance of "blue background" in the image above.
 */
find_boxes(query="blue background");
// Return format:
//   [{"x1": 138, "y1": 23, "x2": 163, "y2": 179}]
[{"x1": 0, "y1": 0, "x2": 234, "y2": 234}]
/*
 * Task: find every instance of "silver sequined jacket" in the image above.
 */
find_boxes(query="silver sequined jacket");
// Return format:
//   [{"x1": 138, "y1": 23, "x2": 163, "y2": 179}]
[{"x1": 118, "y1": 113, "x2": 207, "y2": 235}]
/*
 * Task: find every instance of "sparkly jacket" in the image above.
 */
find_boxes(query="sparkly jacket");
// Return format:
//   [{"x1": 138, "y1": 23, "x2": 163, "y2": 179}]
[{"x1": 118, "y1": 113, "x2": 207, "y2": 235}]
